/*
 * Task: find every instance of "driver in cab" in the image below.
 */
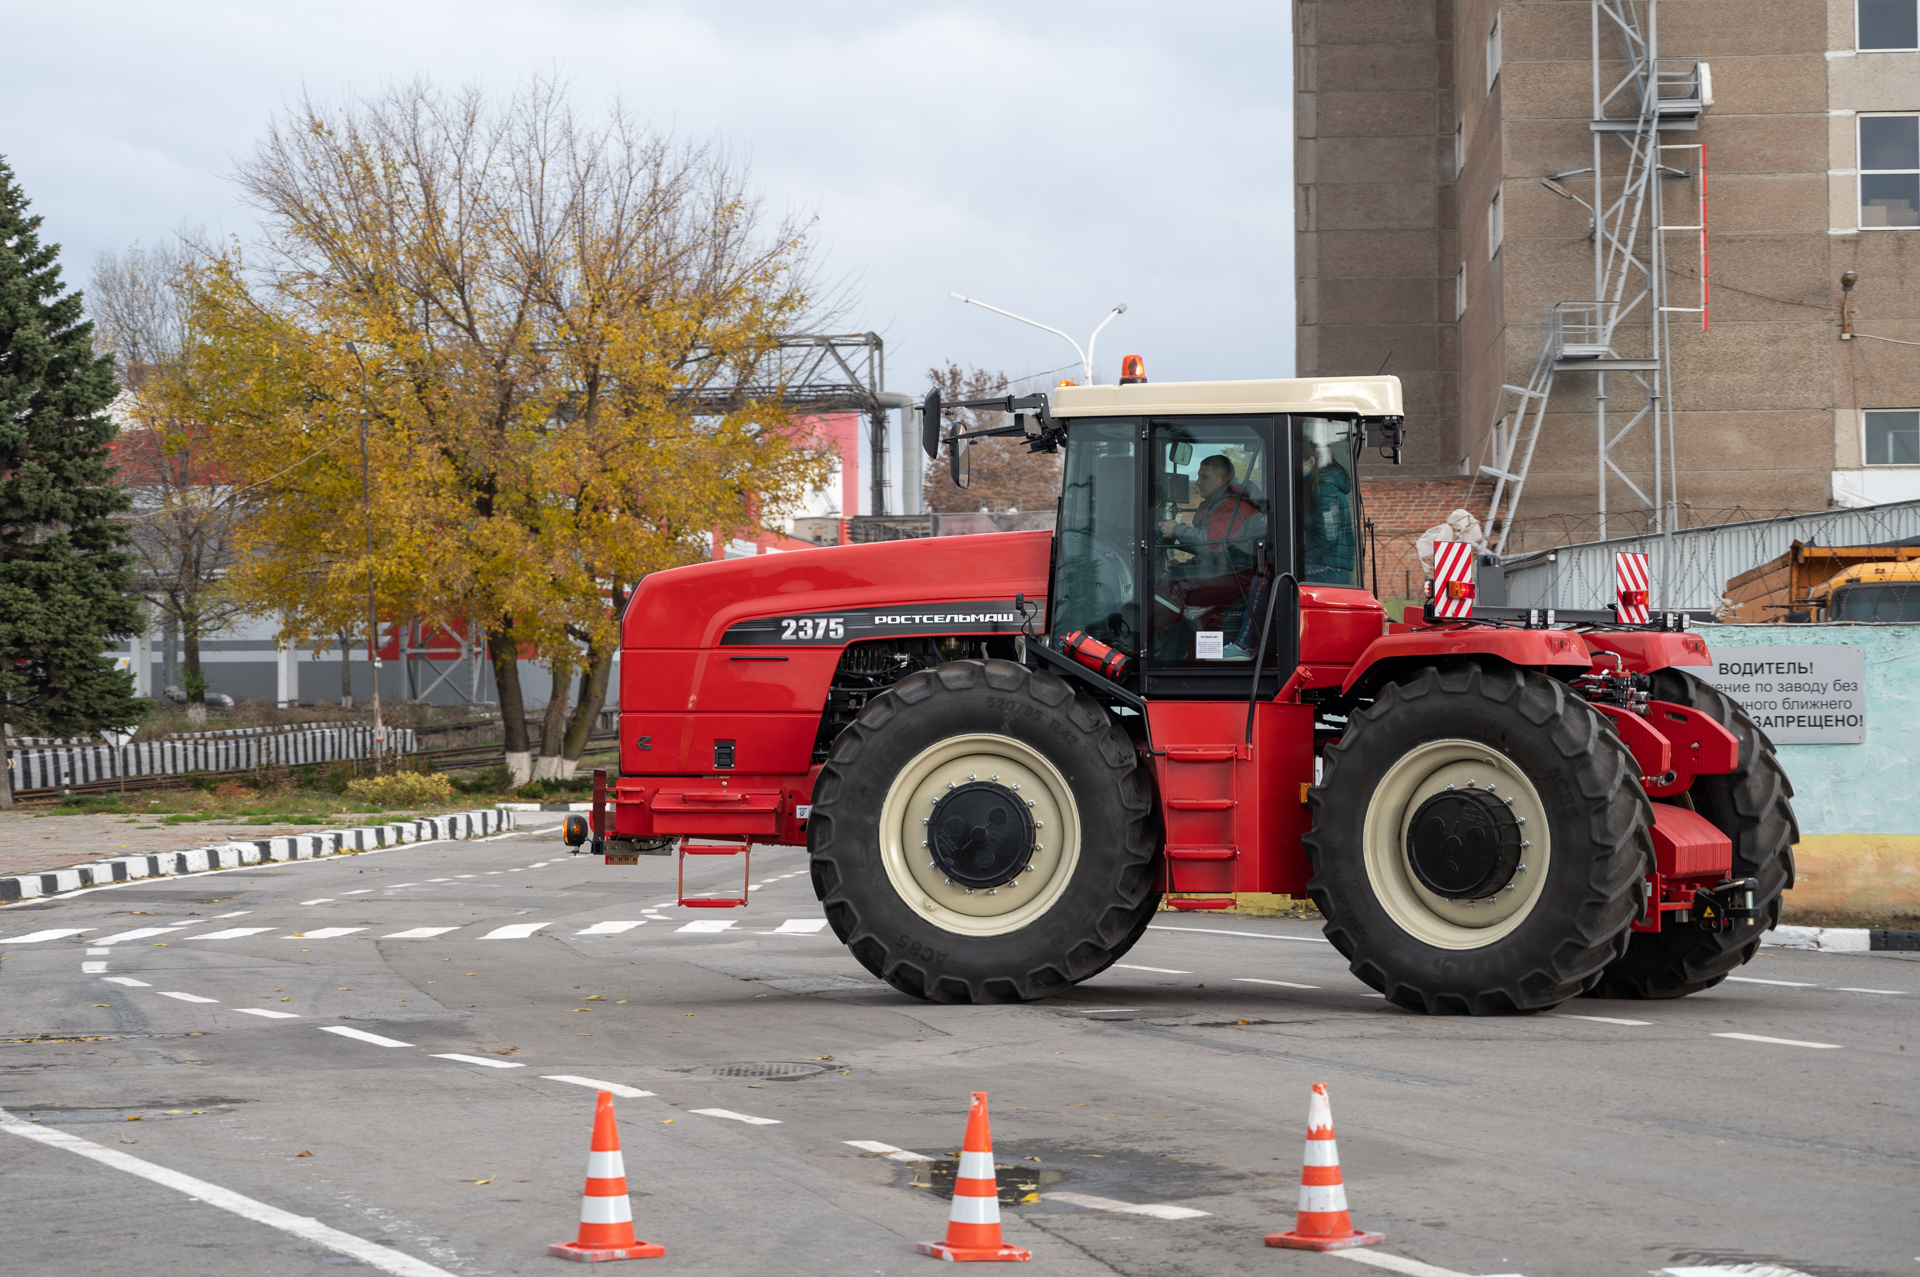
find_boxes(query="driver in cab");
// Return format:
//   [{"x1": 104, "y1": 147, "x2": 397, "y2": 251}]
[{"x1": 1157, "y1": 454, "x2": 1261, "y2": 555}]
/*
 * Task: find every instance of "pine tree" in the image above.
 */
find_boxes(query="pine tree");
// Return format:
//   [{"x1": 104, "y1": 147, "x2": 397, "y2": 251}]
[{"x1": 0, "y1": 155, "x2": 146, "y2": 805}]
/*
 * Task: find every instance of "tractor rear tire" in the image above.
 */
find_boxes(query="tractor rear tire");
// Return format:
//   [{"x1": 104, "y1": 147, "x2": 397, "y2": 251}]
[
  {"x1": 807, "y1": 658, "x2": 1158, "y2": 1003},
  {"x1": 1305, "y1": 663, "x2": 1652, "y2": 1015},
  {"x1": 1587, "y1": 669, "x2": 1798, "y2": 999}
]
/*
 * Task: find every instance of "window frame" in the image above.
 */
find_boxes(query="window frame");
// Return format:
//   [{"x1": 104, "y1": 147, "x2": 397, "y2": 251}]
[
  {"x1": 1857, "y1": 0, "x2": 1920, "y2": 51},
  {"x1": 1457, "y1": 262, "x2": 1467, "y2": 318},
  {"x1": 1487, "y1": 16, "x2": 1501, "y2": 91},
  {"x1": 1862, "y1": 409, "x2": 1920, "y2": 466},
  {"x1": 1489, "y1": 188, "x2": 1503, "y2": 257},
  {"x1": 1859, "y1": 113, "x2": 1920, "y2": 230}
]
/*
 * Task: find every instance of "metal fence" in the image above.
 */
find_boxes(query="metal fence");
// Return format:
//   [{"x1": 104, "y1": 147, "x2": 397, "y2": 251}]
[
  {"x1": 7, "y1": 724, "x2": 419, "y2": 790},
  {"x1": 1502, "y1": 498, "x2": 1920, "y2": 613}
]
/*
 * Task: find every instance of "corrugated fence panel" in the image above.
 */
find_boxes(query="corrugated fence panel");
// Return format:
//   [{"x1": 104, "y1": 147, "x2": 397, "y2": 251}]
[{"x1": 7, "y1": 724, "x2": 424, "y2": 788}]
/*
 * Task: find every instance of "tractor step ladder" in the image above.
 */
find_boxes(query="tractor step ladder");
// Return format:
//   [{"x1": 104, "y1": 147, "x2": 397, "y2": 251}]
[
  {"x1": 1160, "y1": 744, "x2": 1244, "y2": 907},
  {"x1": 677, "y1": 839, "x2": 751, "y2": 908}
]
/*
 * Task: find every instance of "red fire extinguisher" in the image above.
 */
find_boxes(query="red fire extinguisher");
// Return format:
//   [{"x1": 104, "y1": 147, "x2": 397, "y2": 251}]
[{"x1": 1060, "y1": 630, "x2": 1130, "y2": 680}]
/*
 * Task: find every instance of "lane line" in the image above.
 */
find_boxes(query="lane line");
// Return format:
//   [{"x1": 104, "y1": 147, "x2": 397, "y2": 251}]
[
  {"x1": 0, "y1": 1106, "x2": 458, "y2": 1276},
  {"x1": 1069, "y1": 1008, "x2": 1140, "y2": 1014},
  {"x1": 432, "y1": 1053, "x2": 524, "y2": 1069},
  {"x1": 1662, "y1": 1266, "x2": 1813, "y2": 1277},
  {"x1": 1146, "y1": 925, "x2": 1330, "y2": 944},
  {"x1": 1118, "y1": 965, "x2": 1193, "y2": 975},
  {"x1": 844, "y1": 1140, "x2": 931, "y2": 1162},
  {"x1": 87, "y1": 948, "x2": 108, "y2": 955},
  {"x1": 771, "y1": 920, "x2": 828, "y2": 934},
  {"x1": 1725, "y1": 976, "x2": 1816, "y2": 988},
  {"x1": 101, "y1": 976, "x2": 149, "y2": 987},
  {"x1": 1236, "y1": 977, "x2": 1319, "y2": 989},
  {"x1": 576, "y1": 921, "x2": 647, "y2": 936},
  {"x1": 81, "y1": 961, "x2": 107, "y2": 973},
  {"x1": 342, "y1": 889, "x2": 376, "y2": 896},
  {"x1": 287, "y1": 928, "x2": 366, "y2": 940},
  {"x1": 1334, "y1": 1250, "x2": 1524, "y2": 1277},
  {"x1": 159, "y1": 992, "x2": 218, "y2": 1003},
  {"x1": 0, "y1": 928, "x2": 94, "y2": 943},
  {"x1": 1712, "y1": 1032, "x2": 1841, "y2": 1049},
  {"x1": 211, "y1": 910, "x2": 251, "y2": 918},
  {"x1": 690, "y1": 1108, "x2": 780, "y2": 1125},
  {"x1": 541, "y1": 1075, "x2": 654, "y2": 1098},
  {"x1": 300, "y1": 899, "x2": 334, "y2": 905},
  {"x1": 479, "y1": 923, "x2": 550, "y2": 940},
  {"x1": 187, "y1": 928, "x2": 276, "y2": 941},
  {"x1": 1047, "y1": 1192, "x2": 1209, "y2": 1220},
  {"x1": 319, "y1": 1026, "x2": 412, "y2": 1048},
  {"x1": 95, "y1": 925, "x2": 189, "y2": 945},
  {"x1": 676, "y1": 921, "x2": 736, "y2": 934},
  {"x1": 1554, "y1": 1014, "x2": 1650, "y2": 1026},
  {"x1": 233, "y1": 1009, "x2": 300, "y2": 1019},
  {"x1": 1834, "y1": 987, "x2": 1905, "y2": 995},
  {"x1": 383, "y1": 927, "x2": 461, "y2": 939}
]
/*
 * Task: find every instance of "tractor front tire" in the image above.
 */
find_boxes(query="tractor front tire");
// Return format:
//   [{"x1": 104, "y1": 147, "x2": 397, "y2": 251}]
[
  {"x1": 808, "y1": 659, "x2": 1158, "y2": 1003},
  {"x1": 1305, "y1": 663, "x2": 1652, "y2": 1015},
  {"x1": 1587, "y1": 668, "x2": 1798, "y2": 999}
]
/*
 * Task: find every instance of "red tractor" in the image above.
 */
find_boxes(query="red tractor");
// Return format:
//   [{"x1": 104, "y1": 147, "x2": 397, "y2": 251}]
[{"x1": 578, "y1": 369, "x2": 1796, "y2": 1014}]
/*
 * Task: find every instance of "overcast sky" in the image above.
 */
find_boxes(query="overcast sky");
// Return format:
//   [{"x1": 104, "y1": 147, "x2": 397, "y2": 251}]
[{"x1": 6, "y1": 0, "x2": 1292, "y2": 394}]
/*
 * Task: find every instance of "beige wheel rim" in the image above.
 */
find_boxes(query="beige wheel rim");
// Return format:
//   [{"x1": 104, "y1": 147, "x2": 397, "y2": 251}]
[
  {"x1": 1359, "y1": 738, "x2": 1552, "y2": 950},
  {"x1": 877, "y1": 733, "x2": 1082, "y2": 938}
]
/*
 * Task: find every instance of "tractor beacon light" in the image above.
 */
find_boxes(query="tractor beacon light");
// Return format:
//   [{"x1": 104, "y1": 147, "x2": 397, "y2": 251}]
[
  {"x1": 1061, "y1": 630, "x2": 1131, "y2": 681},
  {"x1": 1058, "y1": 379, "x2": 1078, "y2": 387},
  {"x1": 1119, "y1": 354, "x2": 1147, "y2": 384}
]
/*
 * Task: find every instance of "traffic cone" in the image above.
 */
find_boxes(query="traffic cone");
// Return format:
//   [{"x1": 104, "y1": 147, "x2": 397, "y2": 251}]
[
  {"x1": 916, "y1": 1092, "x2": 1031, "y2": 1262},
  {"x1": 547, "y1": 1091, "x2": 665, "y2": 1262},
  {"x1": 1264, "y1": 1082, "x2": 1383, "y2": 1251}
]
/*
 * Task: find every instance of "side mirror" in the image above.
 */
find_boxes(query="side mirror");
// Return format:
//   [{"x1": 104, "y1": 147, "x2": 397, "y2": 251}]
[
  {"x1": 1173, "y1": 442, "x2": 1193, "y2": 466},
  {"x1": 921, "y1": 389, "x2": 942, "y2": 458},
  {"x1": 950, "y1": 430, "x2": 970, "y2": 489}
]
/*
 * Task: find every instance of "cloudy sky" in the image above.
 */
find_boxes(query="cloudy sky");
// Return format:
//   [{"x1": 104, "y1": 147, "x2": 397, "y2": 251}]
[{"x1": 6, "y1": 1, "x2": 1292, "y2": 395}]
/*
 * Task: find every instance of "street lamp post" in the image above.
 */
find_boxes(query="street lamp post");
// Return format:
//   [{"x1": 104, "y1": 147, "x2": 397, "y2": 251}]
[
  {"x1": 344, "y1": 343, "x2": 386, "y2": 766},
  {"x1": 948, "y1": 294, "x2": 1126, "y2": 385}
]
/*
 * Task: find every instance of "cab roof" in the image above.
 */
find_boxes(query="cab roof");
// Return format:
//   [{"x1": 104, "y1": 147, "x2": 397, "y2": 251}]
[
  {"x1": 1050, "y1": 375, "x2": 1403, "y2": 420},
  {"x1": 1814, "y1": 559, "x2": 1920, "y2": 595}
]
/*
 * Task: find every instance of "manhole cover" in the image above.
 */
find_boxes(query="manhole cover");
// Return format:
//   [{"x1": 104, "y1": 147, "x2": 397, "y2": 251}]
[{"x1": 692, "y1": 1062, "x2": 828, "y2": 1081}]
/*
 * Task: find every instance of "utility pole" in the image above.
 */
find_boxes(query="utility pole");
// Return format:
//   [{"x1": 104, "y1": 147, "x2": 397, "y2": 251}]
[{"x1": 345, "y1": 343, "x2": 386, "y2": 766}]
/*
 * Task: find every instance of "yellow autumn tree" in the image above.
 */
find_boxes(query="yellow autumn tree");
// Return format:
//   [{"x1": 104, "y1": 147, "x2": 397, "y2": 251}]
[{"x1": 168, "y1": 79, "x2": 835, "y2": 781}]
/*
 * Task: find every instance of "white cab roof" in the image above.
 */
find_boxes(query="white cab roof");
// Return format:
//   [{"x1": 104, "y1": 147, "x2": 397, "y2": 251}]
[{"x1": 1051, "y1": 375, "x2": 1402, "y2": 419}]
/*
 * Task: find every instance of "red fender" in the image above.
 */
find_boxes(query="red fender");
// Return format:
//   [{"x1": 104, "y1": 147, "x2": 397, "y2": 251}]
[{"x1": 1340, "y1": 628, "x2": 1593, "y2": 696}]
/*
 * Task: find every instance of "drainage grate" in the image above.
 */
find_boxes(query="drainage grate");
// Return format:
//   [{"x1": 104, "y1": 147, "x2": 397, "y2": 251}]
[{"x1": 692, "y1": 1062, "x2": 828, "y2": 1081}]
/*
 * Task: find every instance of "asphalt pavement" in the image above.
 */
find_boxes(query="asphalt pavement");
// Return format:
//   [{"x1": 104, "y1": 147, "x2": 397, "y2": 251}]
[{"x1": 1, "y1": 822, "x2": 1914, "y2": 1277}]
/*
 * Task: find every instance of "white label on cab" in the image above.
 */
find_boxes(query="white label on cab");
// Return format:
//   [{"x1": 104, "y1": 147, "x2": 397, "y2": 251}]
[{"x1": 1196, "y1": 631, "x2": 1225, "y2": 661}]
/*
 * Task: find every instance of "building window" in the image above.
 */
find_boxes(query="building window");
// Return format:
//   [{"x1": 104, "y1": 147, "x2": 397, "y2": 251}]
[
  {"x1": 1866, "y1": 410, "x2": 1920, "y2": 463},
  {"x1": 1489, "y1": 189, "x2": 1503, "y2": 257},
  {"x1": 1457, "y1": 263, "x2": 1467, "y2": 318},
  {"x1": 1487, "y1": 17, "x2": 1502, "y2": 90},
  {"x1": 1454, "y1": 121, "x2": 1464, "y2": 178},
  {"x1": 1860, "y1": 116, "x2": 1920, "y2": 227},
  {"x1": 1859, "y1": 0, "x2": 1919, "y2": 50}
]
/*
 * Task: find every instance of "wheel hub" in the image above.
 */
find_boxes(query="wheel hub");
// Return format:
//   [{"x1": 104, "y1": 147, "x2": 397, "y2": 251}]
[
  {"x1": 1405, "y1": 789, "x2": 1523, "y2": 899},
  {"x1": 928, "y1": 782, "x2": 1035, "y2": 889}
]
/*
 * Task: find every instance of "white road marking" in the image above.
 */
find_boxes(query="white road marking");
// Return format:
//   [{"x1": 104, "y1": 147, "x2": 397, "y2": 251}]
[
  {"x1": 1071, "y1": 1008, "x2": 1140, "y2": 1014},
  {"x1": 319, "y1": 1026, "x2": 412, "y2": 1048},
  {"x1": 479, "y1": 923, "x2": 550, "y2": 939},
  {"x1": 102, "y1": 976, "x2": 149, "y2": 987},
  {"x1": 1118, "y1": 964, "x2": 1192, "y2": 974},
  {"x1": 1725, "y1": 976, "x2": 1816, "y2": 988},
  {"x1": 1146, "y1": 925, "x2": 1330, "y2": 944},
  {"x1": 432, "y1": 1053, "x2": 524, "y2": 1069},
  {"x1": 287, "y1": 928, "x2": 366, "y2": 939},
  {"x1": 529, "y1": 862, "x2": 549, "y2": 867},
  {"x1": 484, "y1": 871, "x2": 504, "y2": 875},
  {"x1": 81, "y1": 961, "x2": 107, "y2": 973},
  {"x1": 159, "y1": 992, "x2": 217, "y2": 1003},
  {"x1": 95, "y1": 925, "x2": 189, "y2": 945},
  {"x1": 383, "y1": 927, "x2": 461, "y2": 939},
  {"x1": 187, "y1": 928, "x2": 276, "y2": 941},
  {"x1": 845, "y1": 1140, "x2": 932, "y2": 1162},
  {"x1": 233, "y1": 1008, "x2": 300, "y2": 1019},
  {"x1": 87, "y1": 948, "x2": 108, "y2": 955},
  {"x1": 1334, "y1": 1250, "x2": 1525, "y2": 1277},
  {"x1": 1236, "y1": 977, "x2": 1319, "y2": 989},
  {"x1": 300, "y1": 899, "x2": 334, "y2": 905},
  {"x1": 690, "y1": 1108, "x2": 780, "y2": 1125},
  {"x1": 211, "y1": 911, "x2": 251, "y2": 918},
  {"x1": 1361, "y1": 993, "x2": 1388, "y2": 998},
  {"x1": 1835, "y1": 987, "x2": 1906, "y2": 995},
  {"x1": 541, "y1": 1075, "x2": 654, "y2": 1099},
  {"x1": 454, "y1": 875, "x2": 476, "y2": 879},
  {"x1": 0, "y1": 928, "x2": 93, "y2": 943},
  {"x1": 1663, "y1": 1266, "x2": 1813, "y2": 1277},
  {"x1": 1047, "y1": 1192, "x2": 1209, "y2": 1220},
  {"x1": 772, "y1": 919, "x2": 828, "y2": 934},
  {"x1": 1713, "y1": 1032, "x2": 1842, "y2": 1050},
  {"x1": 508, "y1": 868, "x2": 524, "y2": 873},
  {"x1": 576, "y1": 921, "x2": 647, "y2": 936},
  {"x1": 425, "y1": 879, "x2": 452, "y2": 883},
  {"x1": 676, "y1": 920, "x2": 736, "y2": 933},
  {"x1": 1555, "y1": 1014, "x2": 1650, "y2": 1026},
  {"x1": 0, "y1": 1106, "x2": 459, "y2": 1277},
  {"x1": 342, "y1": 889, "x2": 376, "y2": 895}
]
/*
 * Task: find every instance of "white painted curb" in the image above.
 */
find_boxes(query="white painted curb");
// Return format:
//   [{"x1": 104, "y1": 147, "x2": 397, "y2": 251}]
[
  {"x1": 0, "y1": 806, "x2": 520, "y2": 903},
  {"x1": 1761, "y1": 925, "x2": 1871, "y2": 952}
]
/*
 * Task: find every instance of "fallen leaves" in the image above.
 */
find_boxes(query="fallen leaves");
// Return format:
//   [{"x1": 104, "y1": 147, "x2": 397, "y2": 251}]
[{"x1": 295, "y1": 1150, "x2": 313, "y2": 1157}]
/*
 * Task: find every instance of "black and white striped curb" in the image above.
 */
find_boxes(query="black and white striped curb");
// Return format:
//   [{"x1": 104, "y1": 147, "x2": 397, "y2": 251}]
[
  {"x1": 0, "y1": 807, "x2": 519, "y2": 903},
  {"x1": 8, "y1": 724, "x2": 421, "y2": 790},
  {"x1": 1763, "y1": 924, "x2": 1920, "y2": 953}
]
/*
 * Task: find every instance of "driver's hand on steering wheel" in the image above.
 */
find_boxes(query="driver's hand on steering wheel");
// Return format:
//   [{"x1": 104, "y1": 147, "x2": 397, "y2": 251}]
[{"x1": 1157, "y1": 518, "x2": 1179, "y2": 538}]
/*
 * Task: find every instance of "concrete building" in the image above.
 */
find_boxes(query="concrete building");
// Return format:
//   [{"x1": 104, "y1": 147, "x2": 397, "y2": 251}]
[{"x1": 1296, "y1": 0, "x2": 1920, "y2": 575}]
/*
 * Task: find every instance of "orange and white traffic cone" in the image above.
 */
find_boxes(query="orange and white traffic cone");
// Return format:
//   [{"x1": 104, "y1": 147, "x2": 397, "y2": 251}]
[
  {"x1": 916, "y1": 1092, "x2": 1031, "y2": 1262},
  {"x1": 1265, "y1": 1082, "x2": 1384, "y2": 1252},
  {"x1": 547, "y1": 1091, "x2": 665, "y2": 1262}
]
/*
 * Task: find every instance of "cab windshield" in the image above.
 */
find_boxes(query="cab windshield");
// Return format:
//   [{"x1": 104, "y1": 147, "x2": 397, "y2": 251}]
[{"x1": 1832, "y1": 583, "x2": 1920, "y2": 622}]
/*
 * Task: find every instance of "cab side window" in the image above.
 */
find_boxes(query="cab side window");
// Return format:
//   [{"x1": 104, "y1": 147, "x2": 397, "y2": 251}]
[
  {"x1": 1296, "y1": 416, "x2": 1362, "y2": 587},
  {"x1": 1149, "y1": 420, "x2": 1271, "y2": 666}
]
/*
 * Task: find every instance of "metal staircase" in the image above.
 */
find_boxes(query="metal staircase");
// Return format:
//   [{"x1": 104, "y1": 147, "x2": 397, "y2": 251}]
[{"x1": 1482, "y1": 0, "x2": 1710, "y2": 562}]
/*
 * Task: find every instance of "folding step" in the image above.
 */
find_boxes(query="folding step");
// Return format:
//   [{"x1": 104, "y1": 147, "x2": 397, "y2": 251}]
[
  {"x1": 1166, "y1": 897, "x2": 1236, "y2": 910},
  {"x1": 1165, "y1": 745, "x2": 1238, "y2": 762},
  {"x1": 1167, "y1": 846, "x2": 1238, "y2": 860},
  {"x1": 1165, "y1": 798, "x2": 1235, "y2": 811},
  {"x1": 678, "y1": 839, "x2": 751, "y2": 908}
]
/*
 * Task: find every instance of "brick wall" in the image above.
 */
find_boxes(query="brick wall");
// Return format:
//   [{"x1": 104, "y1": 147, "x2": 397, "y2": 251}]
[{"x1": 1361, "y1": 476, "x2": 1487, "y2": 599}]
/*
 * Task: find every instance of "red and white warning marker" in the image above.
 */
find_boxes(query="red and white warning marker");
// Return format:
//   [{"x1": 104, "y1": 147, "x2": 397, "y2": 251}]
[
  {"x1": 1615, "y1": 551, "x2": 1651, "y2": 623},
  {"x1": 1429, "y1": 541, "x2": 1477, "y2": 619}
]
